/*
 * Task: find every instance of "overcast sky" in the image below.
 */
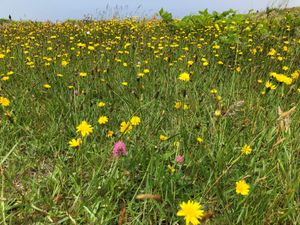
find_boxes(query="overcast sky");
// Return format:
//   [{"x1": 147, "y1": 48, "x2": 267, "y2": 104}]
[{"x1": 0, "y1": 0, "x2": 299, "y2": 21}]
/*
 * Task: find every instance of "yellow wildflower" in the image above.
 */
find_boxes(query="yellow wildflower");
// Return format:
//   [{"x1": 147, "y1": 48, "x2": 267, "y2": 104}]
[
  {"x1": 107, "y1": 130, "x2": 114, "y2": 137},
  {"x1": 197, "y1": 137, "x2": 203, "y2": 143},
  {"x1": 69, "y1": 138, "x2": 82, "y2": 148},
  {"x1": 43, "y1": 84, "x2": 51, "y2": 89},
  {"x1": 160, "y1": 135, "x2": 168, "y2": 141},
  {"x1": 98, "y1": 116, "x2": 108, "y2": 125},
  {"x1": 79, "y1": 72, "x2": 87, "y2": 77},
  {"x1": 265, "y1": 81, "x2": 276, "y2": 90},
  {"x1": 241, "y1": 144, "x2": 252, "y2": 155},
  {"x1": 98, "y1": 101, "x2": 106, "y2": 107},
  {"x1": 120, "y1": 121, "x2": 132, "y2": 133},
  {"x1": 0, "y1": 97, "x2": 10, "y2": 107},
  {"x1": 177, "y1": 200, "x2": 204, "y2": 225},
  {"x1": 76, "y1": 121, "x2": 93, "y2": 137},
  {"x1": 178, "y1": 72, "x2": 190, "y2": 82},
  {"x1": 175, "y1": 101, "x2": 183, "y2": 109},
  {"x1": 130, "y1": 116, "x2": 141, "y2": 126},
  {"x1": 236, "y1": 180, "x2": 250, "y2": 196}
]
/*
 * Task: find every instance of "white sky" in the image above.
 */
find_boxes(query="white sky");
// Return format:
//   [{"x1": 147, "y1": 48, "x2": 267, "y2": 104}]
[{"x1": 0, "y1": 0, "x2": 299, "y2": 21}]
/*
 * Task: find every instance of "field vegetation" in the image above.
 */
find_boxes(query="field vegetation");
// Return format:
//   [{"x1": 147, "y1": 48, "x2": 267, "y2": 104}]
[{"x1": 0, "y1": 7, "x2": 300, "y2": 224}]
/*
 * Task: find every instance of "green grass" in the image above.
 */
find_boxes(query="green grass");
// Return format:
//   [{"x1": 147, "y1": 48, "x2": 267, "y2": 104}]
[{"x1": 0, "y1": 10, "x2": 299, "y2": 224}]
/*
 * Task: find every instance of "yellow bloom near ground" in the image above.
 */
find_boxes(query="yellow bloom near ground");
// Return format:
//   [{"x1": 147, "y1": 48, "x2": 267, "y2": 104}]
[
  {"x1": 265, "y1": 81, "x2": 276, "y2": 90},
  {"x1": 241, "y1": 144, "x2": 252, "y2": 155},
  {"x1": 97, "y1": 101, "x2": 106, "y2": 107},
  {"x1": 1, "y1": 76, "x2": 9, "y2": 81},
  {"x1": 76, "y1": 121, "x2": 93, "y2": 137},
  {"x1": 197, "y1": 137, "x2": 203, "y2": 143},
  {"x1": 175, "y1": 101, "x2": 183, "y2": 109},
  {"x1": 79, "y1": 72, "x2": 87, "y2": 77},
  {"x1": 214, "y1": 109, "x2": 222, "y2": 117},
  {"x1": 177, "y1": 200, "x2": 204, "y2": 225},
  {"x1": 291, "y1": 71, "x2": 299, "y2": 79},
  {"x1": 178, "y1": 72, "x2": 190, "y2": 81},
  {"x1": 0, "y1": 97, "x2": 10, "y2": 107},
  {"x1": 43, "y1": 84, "x2": 51, "y2": 89},
  {"x1": 69, "y1": 138, "x2": 82, "y2": 148},
  {"x1": 130, "y1": 116, "x2": 141, "y2": 125},
  {"x1": 98, "y1": 116, "x2": 108, "y2": 125},
  {"x1": 61, "y1": 60, "x2": 68, "y2": 66},
  {"x1": 106, "y1": 130, "x2": 114, "y2": 137},
  {"x1": 120, "y1": 121, "x2": 133, "y2": 133},
  {"x1": 236, "y1": 180, "x2": 250, "y2": 196},
  {"x1": 160, "y1": 135, "x2": 168, "y2": 141}
]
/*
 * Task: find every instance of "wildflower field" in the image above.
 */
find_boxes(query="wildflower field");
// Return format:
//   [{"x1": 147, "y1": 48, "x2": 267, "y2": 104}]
[{"x1": 0, "y1": 8, "x2": 300, "y2": 224}]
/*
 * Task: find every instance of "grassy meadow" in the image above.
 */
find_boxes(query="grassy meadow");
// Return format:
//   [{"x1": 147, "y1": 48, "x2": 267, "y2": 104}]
[{"x1": 0, "y1": 8, "x2": 300, "y2": 224}]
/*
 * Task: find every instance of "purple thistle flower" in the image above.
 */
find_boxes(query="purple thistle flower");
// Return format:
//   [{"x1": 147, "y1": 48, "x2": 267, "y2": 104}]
[{"x1": 113, "y1": 141, "x2": 127, "y2": 157}]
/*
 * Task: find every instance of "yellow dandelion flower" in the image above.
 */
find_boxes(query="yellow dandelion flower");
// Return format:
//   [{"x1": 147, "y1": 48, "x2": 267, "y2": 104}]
[
  {"x1": 98, "y1": 101, "x2": 106, "y2": 107},
  {"x1": 107, "y1": 130, "x2": 114, "y2": 137},
  {"x1": 183, "y1": 104, "x2": 190, "y2": 110},
  {"x1": 241, "y1": 144, "x2": 252, "y2": 155},
  {"x1": 130, "y1": 116, "x2": 141, "y2": 126},
  {"x1": 291, "y1": 71, "x2": 299, "y2": 79},
  {"x1": 271, "y1": 73, "x2": 292, "y2": 85},
  {"x1": 178, "y1": 72, "x2": 190, "y2": 82},
  {"x1": 160, "y1": 135, "x2": 168, "y2": 141},
  {"x1": 265, "y1": 81, "x2": 276, "y2": 90},
  {"x1": 76, "y1": 121, "x2": 93, "y2": 137},
  {"x1": 214, "y1": 109, "x2": 222, "y2": 117},
  {"x1": 69, "y1": 138, "x2": 82, "y2": 148},
  {"x1": 120, "y1": 121, "x2": 133, "y2": 134},
  {"x1": 197, "y1": 137, "x2": 203, "y2": 143},
  {"x1": 79, "y1": 72, "x2": 87, "y2": 77},
  {"x1": 1, "y1": 76, "x2": 9, "y2": 81},
  {"x1": 177, "y1": 200, "x2": 204, "y2": 225},
  {"x1": 236, "y1": 180, "x2": 250, "y2": 196},
  {"x1": 98, "y1": 116, "x2": 108, "y2": 125},
  {"x1": 267, "y1": 48, "x2": 276, "y2": 56},
  {"x1": 203, "y1": 61, "x2": 209, "y2": 66},
  {"x1": 175, "y1": 101, "x2": 183, "y2": 109},
  {"x1": 0, "y1": 97, "x2": 10, "y2": 107},
  {"x1": 43, "y1": 84, "x2": 51, "y2": 89},
  {"x1": 187, "y1": 60, "x2": 194, "y2": 66},
  {"x1": 61, "y1": 60, "x2": 68, "y2": 66},
  {"x1": 210, "y1": 89, "x2": 218, "y2": 94}
]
